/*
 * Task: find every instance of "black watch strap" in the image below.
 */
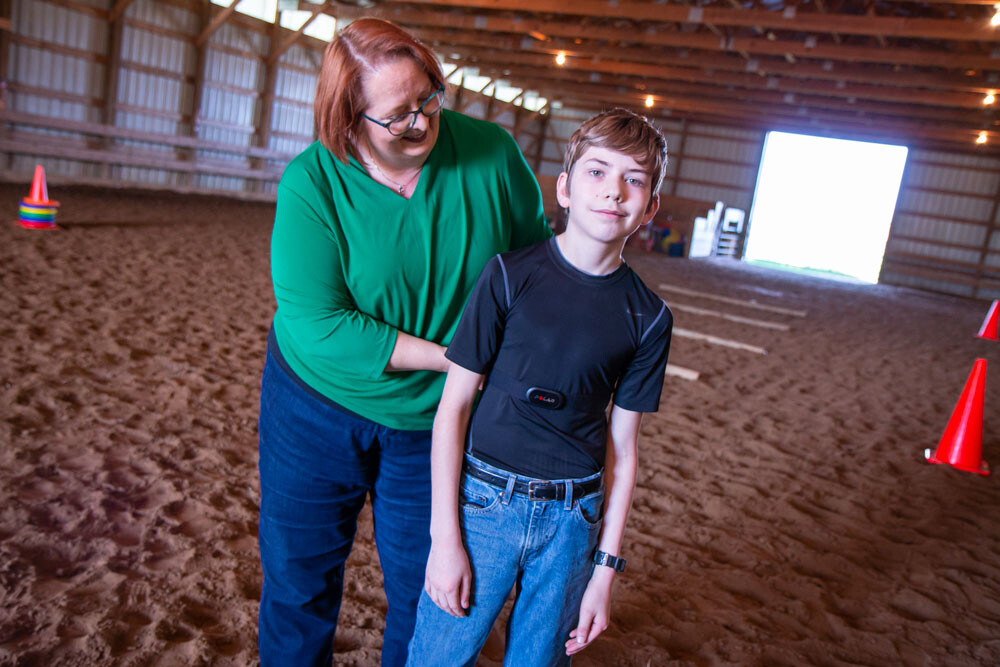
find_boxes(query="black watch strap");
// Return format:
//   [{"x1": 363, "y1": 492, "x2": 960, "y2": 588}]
[{"x1": 592, "y1": 549, "x2": 626, "y2": 572}]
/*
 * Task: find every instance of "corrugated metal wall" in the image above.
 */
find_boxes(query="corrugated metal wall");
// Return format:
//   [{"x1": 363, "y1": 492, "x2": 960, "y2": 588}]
[
  {"x1": 3, "y1": 0, "x2": 318, "y2": 199},
  {"x1": 881, "y1": 150, "x2": 1000, "y2": 299},
  {"x1": 7, "y1": 0, "x2": 106, "y2": 178},
  {"x1": 670, "y1": 122, "x2": 763, "y2": 213}
]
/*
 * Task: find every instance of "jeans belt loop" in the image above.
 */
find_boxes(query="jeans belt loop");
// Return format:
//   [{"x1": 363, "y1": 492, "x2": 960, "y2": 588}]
[
  {"x1": 502, "y1": 474, "x2": 516, "y2": 506},
  {"x1": 563, "y1": 480, "x2": 573, "y2": 510}
]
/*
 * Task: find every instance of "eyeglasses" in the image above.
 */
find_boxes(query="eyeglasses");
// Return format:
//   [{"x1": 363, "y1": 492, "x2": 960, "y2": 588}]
[{"x1": 361, "y1": 86, "x2": 445, "y2": 136}]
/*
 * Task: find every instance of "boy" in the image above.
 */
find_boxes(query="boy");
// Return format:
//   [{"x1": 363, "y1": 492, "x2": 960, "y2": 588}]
[{"x1": 406, "y1": 108, "x2": 672, "y2": 666}]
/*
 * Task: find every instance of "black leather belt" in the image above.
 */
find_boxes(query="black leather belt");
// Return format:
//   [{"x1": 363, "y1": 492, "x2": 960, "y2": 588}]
[{"x1": 463, "y1": 461, "x2": 602, "y2": 501}]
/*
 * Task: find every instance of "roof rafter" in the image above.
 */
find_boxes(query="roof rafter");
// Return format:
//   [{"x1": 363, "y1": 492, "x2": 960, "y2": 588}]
[
  {"x1": 403, "y1": 0, "x2": 1000, "y2": 42},
  {"x1": 326, "y1": 3, "x2": 1000, "y2": 71}
]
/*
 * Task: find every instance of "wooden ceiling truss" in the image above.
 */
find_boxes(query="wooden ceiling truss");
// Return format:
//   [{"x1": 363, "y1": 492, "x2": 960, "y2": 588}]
[{"x1": 314, "y1": 0, "x2": 1000, "y2": 154}]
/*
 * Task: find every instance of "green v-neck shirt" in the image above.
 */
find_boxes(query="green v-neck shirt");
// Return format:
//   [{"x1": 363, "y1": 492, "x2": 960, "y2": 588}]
[{"x1": 270, "y1": 109, "x2": 551, "y2": 430}]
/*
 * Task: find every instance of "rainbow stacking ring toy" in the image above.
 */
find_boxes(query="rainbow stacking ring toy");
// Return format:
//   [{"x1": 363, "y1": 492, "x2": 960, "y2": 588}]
[{"x1": 19, "y1": 201, "x2": 59, "y2": 229}]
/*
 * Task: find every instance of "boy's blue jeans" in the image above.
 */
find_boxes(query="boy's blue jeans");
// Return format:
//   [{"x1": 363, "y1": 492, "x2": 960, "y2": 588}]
[
  {"x1": 406, "y1": 454, "x2": 604, "y2": 667},
  {"x1": 257, "y1": 340, "x2": 432, "y2": 667}
]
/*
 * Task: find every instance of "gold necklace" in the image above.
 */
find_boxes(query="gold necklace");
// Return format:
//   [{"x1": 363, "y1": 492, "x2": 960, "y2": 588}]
[{"x1": 364, "y1": 153, "x2": 421, "y2": 194}]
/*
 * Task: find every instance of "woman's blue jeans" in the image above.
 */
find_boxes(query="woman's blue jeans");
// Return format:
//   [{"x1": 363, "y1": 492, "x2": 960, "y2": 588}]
[
  {"x1": 406, "y1": 455, "x2": 604, "y2": 666},
  {"x1": 257, "y1": 339, "x2": 432, "y2": 667}
]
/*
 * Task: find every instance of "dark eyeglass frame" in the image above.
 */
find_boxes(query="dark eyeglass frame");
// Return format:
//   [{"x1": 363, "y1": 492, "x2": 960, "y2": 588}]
[{"x1": 361, "y1": 86, "x2": 445, "y2": 136}]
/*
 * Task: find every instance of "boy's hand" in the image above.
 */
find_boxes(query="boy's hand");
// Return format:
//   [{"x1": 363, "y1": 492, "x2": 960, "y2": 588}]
[
  {"x1": 565, "y1": 567, "x2": 615, "y2": 655},
  {"x1": 424, "y1": 540, "x2": 471, "y2": 618}
]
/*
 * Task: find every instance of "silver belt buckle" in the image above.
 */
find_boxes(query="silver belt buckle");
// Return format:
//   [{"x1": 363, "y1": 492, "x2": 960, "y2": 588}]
[{"x1": 527, "y1": 480, "x2": 545, "y2": 501}]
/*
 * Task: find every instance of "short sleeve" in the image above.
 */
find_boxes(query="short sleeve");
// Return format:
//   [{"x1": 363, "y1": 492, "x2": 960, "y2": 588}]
[
  {"x1": 613, "y1": 303, "x2": 673, "y2": 412},
  {"x1": 445, "y1": 255, "x2": 509, "y2": 374}
]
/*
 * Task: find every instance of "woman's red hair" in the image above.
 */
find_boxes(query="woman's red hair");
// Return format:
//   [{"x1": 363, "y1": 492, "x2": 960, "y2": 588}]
[{"x1": 314, "y1": 18, "x2": 445, "y2": 164}]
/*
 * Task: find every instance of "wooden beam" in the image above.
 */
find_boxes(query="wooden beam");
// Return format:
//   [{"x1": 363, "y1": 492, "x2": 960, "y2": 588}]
[
  {"x1": 880, "y1": 0, "x2": 996, "y2": 4},
  {"x1": 485, "y1": 86, "x2": 496, "y2": 122},
  {"x1": 195, "y1": 0, "x2": 244, "y2": 48},
  {"x1": 106, "y1": 0, "x2": 134, "y2": 23},
  {"x1": 332, "y1": 3, "x2": 1000, "y2": 72},
  {"x1": 673, "y1": 328, "x2": 768, "y2": 355},
  {"x1": 0, "y1": 0, "x2": 10, "y2": 171},
  {"x1": 0, "y1": 167, "x2": 279, "y2": 202},
  {"x1": 185, "y1": 0, "x2": 212, "y2": 186},
  {"x1": 659, "y1": 284, "x2": 808, "y2": 317},
  {"x1": 665, "y1": 365, "x2": 700, "y2": 382},
  {"x1": 37, "y1": 0, "x2": 106, "y2": 19},
  {"x1": 252, "y1": 3, "x2": 282, "y2": 190},
  {"x1": 402, "y1": 0, "x2": 1000, "y2": 42},
  {"x1": 890, "y1": 233, "x2": 995, "y2": 254},
  {"x1": 519, "y1": 79, "x2": 1000, "y2": 154},
  {"x1": 973, "y1": 177, "x2": 1000, "y2": 297},
  {"x1": 126, "y1": 16, "x2": 195, "y2": 43},
  {"x1": 740, "y1": 133, "x2": 767, "y2": 260},
  {"x1": 266, "y1": 0, "x2": 332, "y2": 65},
  {"x1": 6, "y1": 82, "x2": 101, "y2": 107},
  {"x1": 0, "y1": 135, "x2": 284, "y2": 181},
  {"x1": 885, "y1": 249, "x2": 1000, "y2": 275},
  {"x1": 122, "y1": 61, "x2": 195, "y2": 84},
  {"x1": 100, "y1": 0, "x2": 126, "y2": 178},
  {"x1": 452, "y1": 69, "x2": 466, "y2": 112},
  {"x1": 436, "y1": 42, "x2": 989, "y2": 112},
  {"x1": 533, "y1": 111, "x2": 549, "y2": 174},
  {"x1": 895, "y1": 207, "x2": 992, "y2": 227},
  {"x1": 668, "y1": 303, "x2": 791, "y2": 330},
  {"x1": 414, "y1": 26, "x2": 995, "y2": 96},
  {"x1": 514, "y1": 108, "x2": 541, "y2": 133},
  {"x1": 2, "y1": 111, "x2": 294, "y2": 161},
  {"x1": 882, "y1": 257, "x2": 1000, "y2": 288},
  {"x1": 669, "y1": 120, "x2": 687, "y2": 198},
  {"x1": 468, "y1": 61, "x2": 992, "y2": 131}
]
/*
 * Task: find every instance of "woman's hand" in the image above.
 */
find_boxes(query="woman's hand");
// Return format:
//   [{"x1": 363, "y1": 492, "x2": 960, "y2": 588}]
[
  {"x1": 424, "y1": 538, "x2": 472, "y2": 618},
  {"x1": 565, "y1": 567, "x2": 615, "y2": 655}
]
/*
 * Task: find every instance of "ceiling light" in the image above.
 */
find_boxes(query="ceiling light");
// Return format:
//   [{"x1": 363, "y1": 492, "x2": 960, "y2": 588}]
[
  {"x1": 986, "y1": 93, "x2": 996, "y2": 105},
  {"x1": 555, "y1": 51, "x2": 566, "y2": 65},
  {"x1": 992, "y1": 4, "x2": 1000, "y2": 26},
  {"x1": 977, "y1": 131, "x2": 988, "y2": 144},
  {"x1": 645, "y1": 95, "x2": 654, "y2": 108}
]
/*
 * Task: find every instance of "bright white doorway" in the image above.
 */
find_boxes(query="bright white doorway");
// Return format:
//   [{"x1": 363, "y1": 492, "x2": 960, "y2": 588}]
[{"x1": 744, "y1": 131, "x2": 908, "y2": 283}]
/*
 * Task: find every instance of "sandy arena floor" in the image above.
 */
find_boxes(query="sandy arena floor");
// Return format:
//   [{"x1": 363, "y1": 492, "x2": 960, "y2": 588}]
[{"x1": 1, "y1": 184, "x2": 999, "y2": 666}]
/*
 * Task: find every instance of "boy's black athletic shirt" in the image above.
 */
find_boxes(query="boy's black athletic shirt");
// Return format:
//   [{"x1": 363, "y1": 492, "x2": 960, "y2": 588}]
[{"x1": 446, "y1": 237, "x2": 673, "y2": 480}]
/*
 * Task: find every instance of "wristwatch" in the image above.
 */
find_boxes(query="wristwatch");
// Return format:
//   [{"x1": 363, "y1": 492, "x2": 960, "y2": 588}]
[{"x1": 592, "y1": 549, "x2": 626, "y2": 572}]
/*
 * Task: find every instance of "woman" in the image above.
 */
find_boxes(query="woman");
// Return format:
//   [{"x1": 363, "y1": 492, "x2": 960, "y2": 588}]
[{"x1": 256, "y1": 18, "x2": 551, "y2": 667}]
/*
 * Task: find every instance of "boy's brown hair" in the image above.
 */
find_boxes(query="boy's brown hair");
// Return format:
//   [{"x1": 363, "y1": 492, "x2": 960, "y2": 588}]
[
  {"x1": 313, "y1": 18, "x2": 445, "y2": 164},
  {"x1": 562, "y1": 108, "x2": 668, "y2": 201}
]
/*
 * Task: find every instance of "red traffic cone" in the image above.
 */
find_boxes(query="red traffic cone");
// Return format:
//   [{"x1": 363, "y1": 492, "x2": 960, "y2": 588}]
[
  {"x1": 925, "y1": 358, "x2": 989, "y2": 475},
  {"x1": 24, "y1": 165, "x2": 58, "y2": 207},
  {"x1": 976, "y1": 300, "x2": 999, "y2": 341}
]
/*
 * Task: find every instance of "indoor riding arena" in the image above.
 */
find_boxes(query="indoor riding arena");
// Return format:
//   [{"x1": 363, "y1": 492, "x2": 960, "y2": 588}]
[{"x1": 2, "y1": 1, "x2": 1000, "y2": 665}]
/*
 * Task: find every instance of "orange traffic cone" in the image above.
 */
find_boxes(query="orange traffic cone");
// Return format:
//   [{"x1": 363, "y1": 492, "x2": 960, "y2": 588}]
[
  {"x1": 976, "y1": 300, "x2": 999, "y2": 341},
  {"x1": 17, "y1": 165, "x2": 59, "y2": 230},
  {"x1": 925, "y1": 358, "x2": 989, "y2": 475}
]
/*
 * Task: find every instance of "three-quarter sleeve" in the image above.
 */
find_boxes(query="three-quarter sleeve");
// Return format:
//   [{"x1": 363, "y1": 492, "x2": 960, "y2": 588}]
[{"x1": 270, "y1": 172, "x2": 398, "y2": 381}]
